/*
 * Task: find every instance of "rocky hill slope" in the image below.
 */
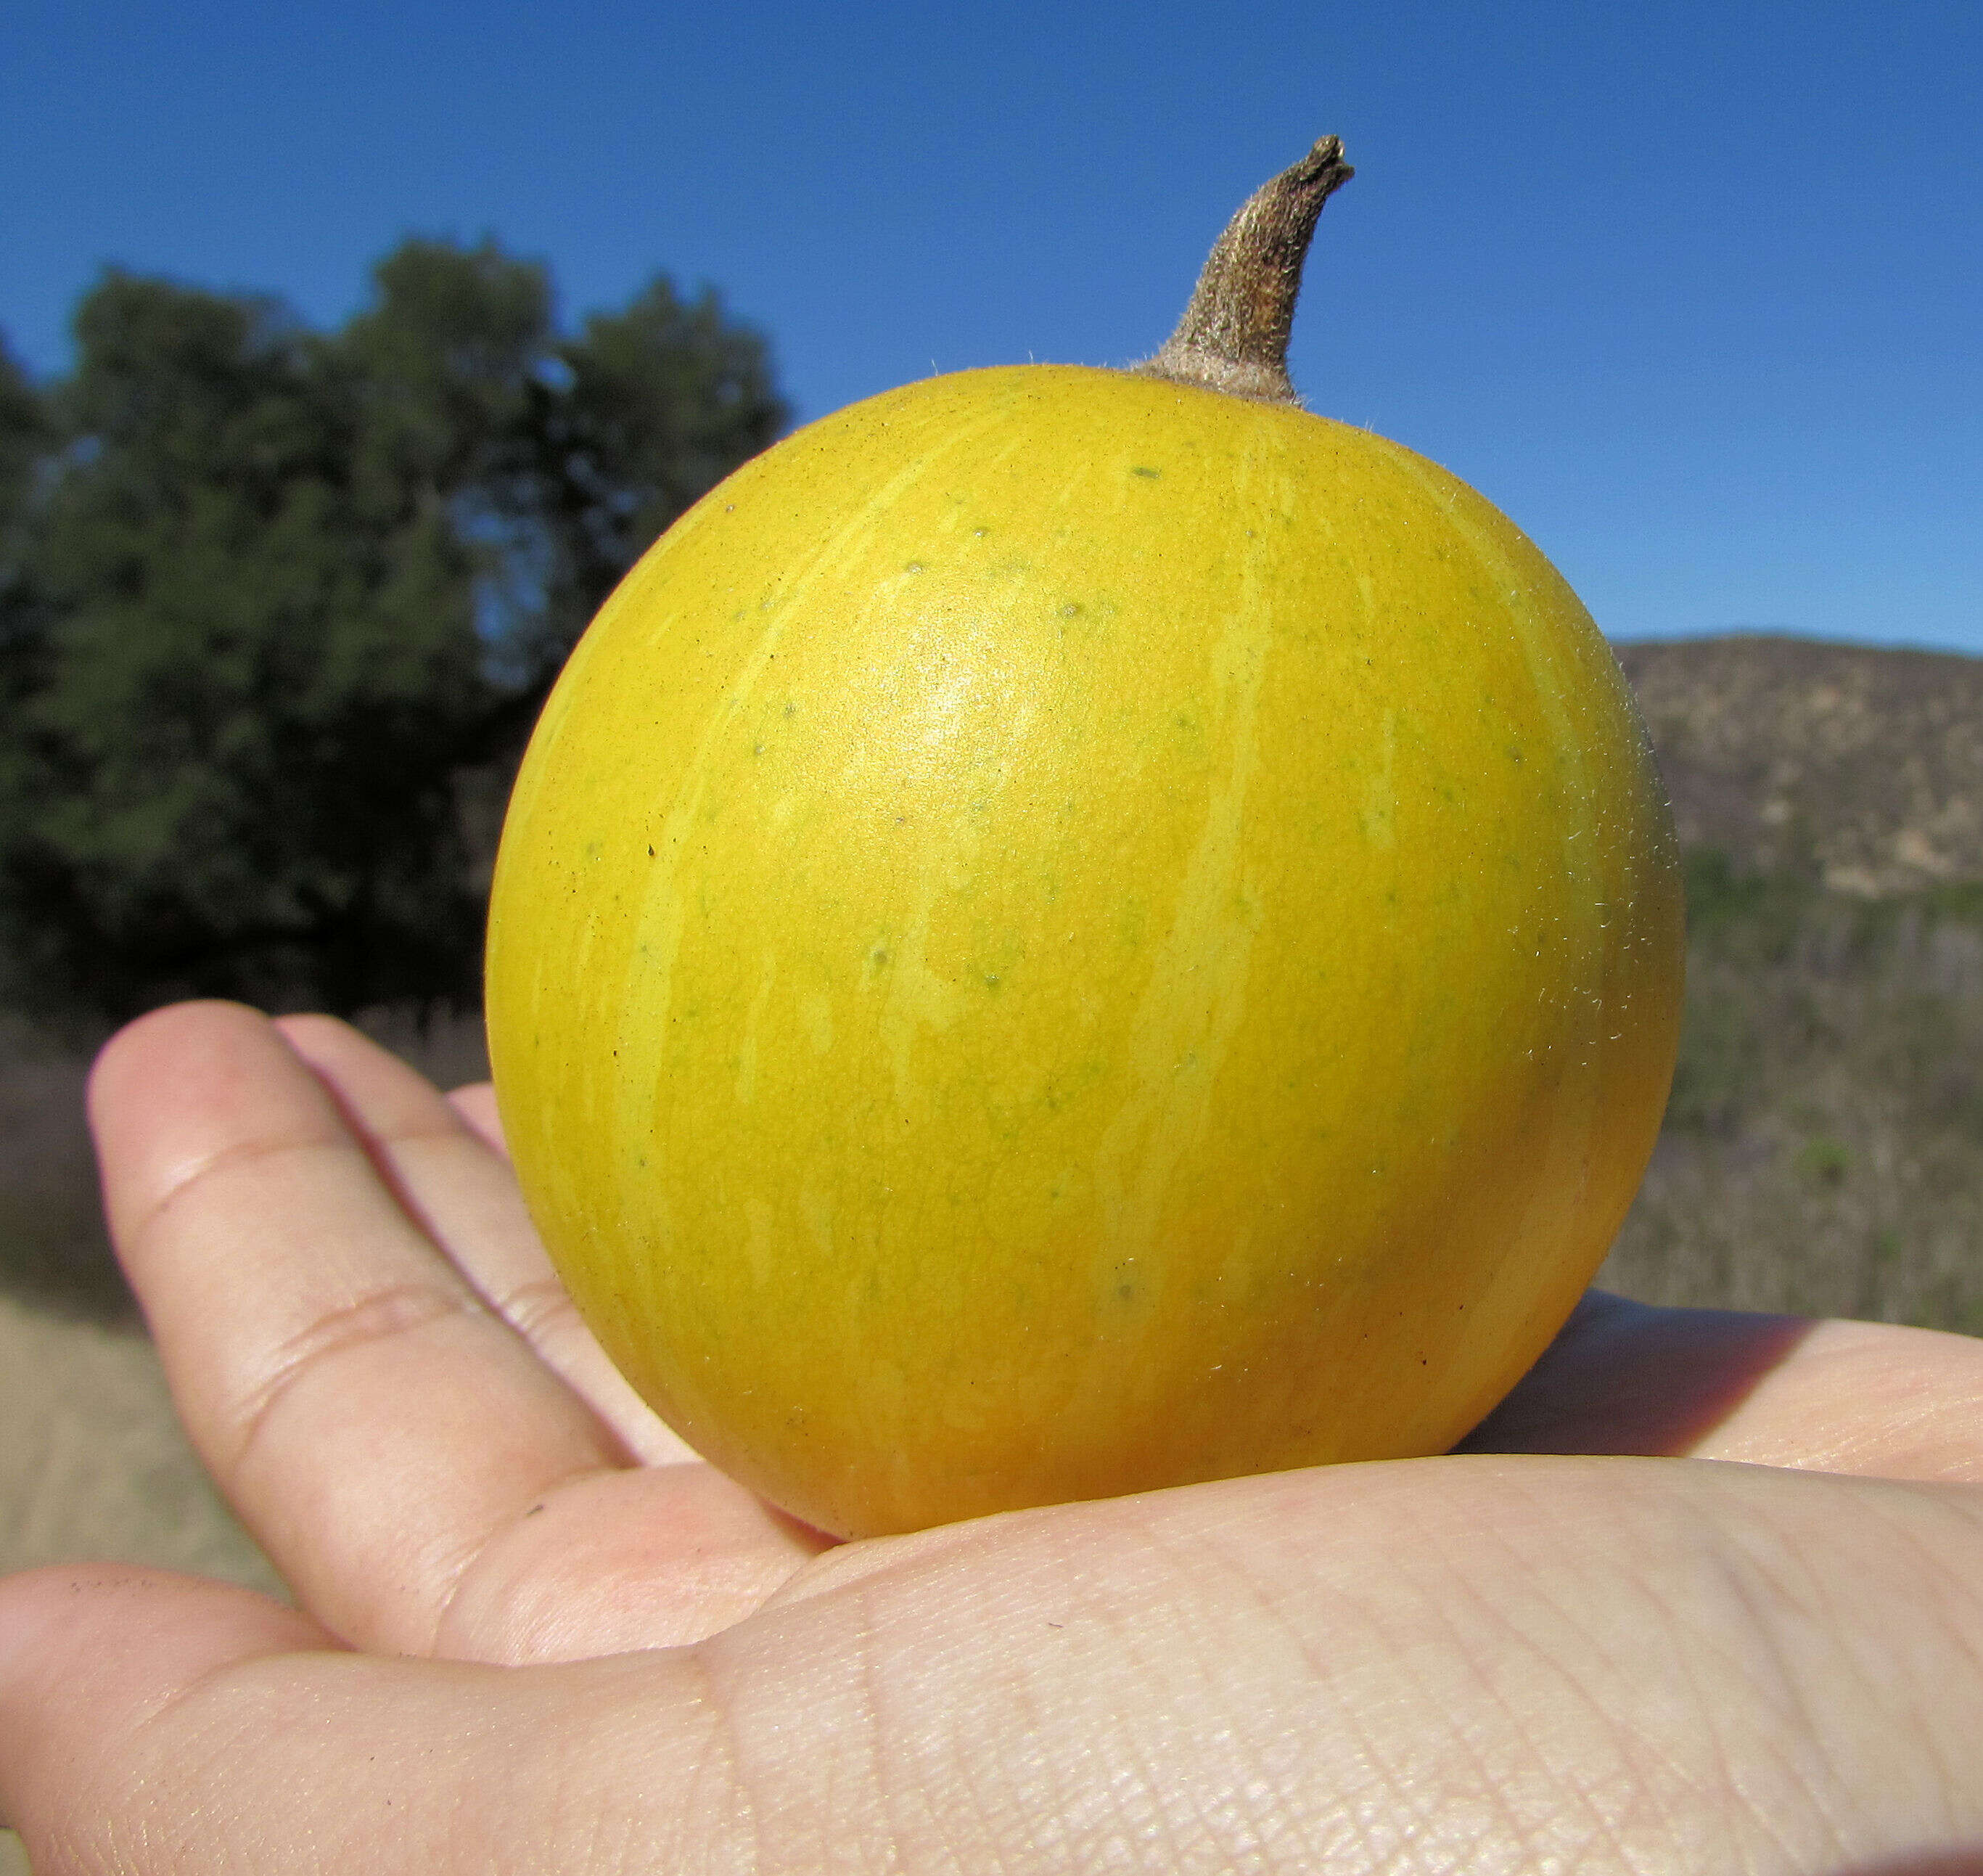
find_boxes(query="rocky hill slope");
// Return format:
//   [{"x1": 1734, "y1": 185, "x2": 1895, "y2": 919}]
[
  {"x1": 1601, "y1": 634, "x2": 1983, "y2": 1327},
  {"x1": 1618, "y1": 635, "x2": 1983, "y2": 893}
]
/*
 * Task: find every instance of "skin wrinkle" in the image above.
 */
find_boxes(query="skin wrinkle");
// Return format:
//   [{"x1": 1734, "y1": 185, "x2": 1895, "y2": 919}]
[
  {"x1": 1834, "y1": 1386, "x2": 1983, "y2": 1482},
  {"x1": 1823, "y1": 1498, "x2": 1983, "y2": 1841},
  {"x1": 1707, "y1": 1515, "x2": 1886, "y2": 1867},
  {"x1": 1584, "y1": 1488, "x2": 1828, "y2": 1871},
  {"x1": 649, "y1": 1652, "x2": 756, "y2": 1876},
  {"x1": 1091, "y1": 1601, "x2": 1223, "y2": 1875},
  {"x1": 1576, "y1": 1589, "x2": 1725, "y2": 1872},
  {"x1": 856, "y1": 1576, "x2": 942, "y2": 1875},
  {"x1": 946, "y1": 1533, "x2": 1145, "y2": 1870},
  {"x1": 1479, "y1": 1494, "x2": 1704, "y2": 1867},
  {"x1": 224, "y1": 1277, "x2": 484, "y2": 1474},
  {"x1": 305, "y1": 1071, "x2": 689, "y2": 1471},
  {"x1": 271, "y1": 1030, "x2": 572, "y2": 1299},
  {"x1": 571, "y1": 1459, "x2": 1983, "y2": 1872},
  {"x1": 1228, "y1": 1758, "x2": 1310, "y2": 1872},
  {"x1": 1649, "y1": 1486, "x2": 1945, "y2": 1872},
  {"x1": 495, "y1": 1269, "x2": 598, "y2": 1348},
  {"x1": 19, "y1": 1451, "x2": 1983, "y2": 1872},
  {"x1": 1151, "y1": 1513, "x2": 1403, "y2": 1869},
  {"x1": 1334, "y1": 1475, "x2": 1712, "y2": 1873},
  {"x1": 1010, "y1": 1555, "x2": 1149, "y2": 1873},
  {"x1": 471, "y1": 1269, "x2": 666, "y2": 1449},
  {"x1": 692, "y1": 1594, "x2": 850, "y2": 1874},
  {"x1": 1166, "y1": 1748, "x2": 1264, "y2": 1875},
  {"x1": 1442, "y1": 1623, "x2": 1591, "y2": 1869},
  {"x1": 1175, "y1": 1494, "x2": 1331, "y2": 1679},
  {"x1": 1123, "y1": 1504, "x2": 1438, "y2": 1873},
  {"x1": 1075, "y1": 1508, "x2": 1233, "y2": 1868},
  {"x1": 939, "y1": 1618, "x2": 1047, "y2": 1874},
  {"x1": 425, "y1": 1459, "x2": 627, "y2": 1663},
  {"x1": 1324, "y1": 1490, "x2": 1551, "y2": 1856},
  {"x1": 221, "y1": 1282, "x2": 628, "y2": 1661},
  {"x1": 1190, "y1": 1708, "x2": 1319, "y2": 1872},
  {"x1": 978, "y1": 1570, "x2": 1077, "y2": 1875},
  {"x1": 951, "y1": 1581, "x2": 1104, "y2": 1875},
  {"x1": 168, "y1": 1684, "x2": 313, "y2": 1872},
  {"x1": 109, "y1": 1806, "x2": 181, "y2": 1876},
  {"x1": 118, "y1": 1644, "x2": 345, "y2": 1876},
  {"x1": 1113, "y1": 1497, "x2": 1381, "y2": 1868},
  {"x1": 117, "y1": 1073, "x2": 658, "y2": 1662},
  {"x1": 1143, "y1": 1767, "x2": 1218, "y2": 1875},
  {"x1": 116, "y1": 1123, "x2": 346, "y2": 1269},
  {"x1": 282, "y1": 1035, "x2": 563, "y2": 1326},
  {"x1": 1371, "y1": 1581, "x2": 1543, "y2": 1875},
  {"x1": 1584, "y1": 1659, "x2": 1723, "y2": 1876},
  {"x1": 1310, "y1": 1691, "x2": 1408, "y2": 1871},
  {"x1": 535, "y1": 1680, "x2": 660, "y2": 1876}
]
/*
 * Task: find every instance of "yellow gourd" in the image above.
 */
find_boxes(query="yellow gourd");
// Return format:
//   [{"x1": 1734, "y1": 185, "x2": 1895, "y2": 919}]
[{"x1": 485, "y1": 141, "x2": 1683, "y2": 1539}]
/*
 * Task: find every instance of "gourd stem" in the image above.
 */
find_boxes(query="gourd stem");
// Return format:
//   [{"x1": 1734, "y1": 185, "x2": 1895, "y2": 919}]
[{"x1": 1133, "y1": 136, "x2": 1353, "y2": 408}]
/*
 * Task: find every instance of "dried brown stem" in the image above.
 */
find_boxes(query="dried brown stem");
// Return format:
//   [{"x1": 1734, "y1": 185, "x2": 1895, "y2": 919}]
[{"x1": 1133, "y1": 136, "x2": 1353, "y2": 407}]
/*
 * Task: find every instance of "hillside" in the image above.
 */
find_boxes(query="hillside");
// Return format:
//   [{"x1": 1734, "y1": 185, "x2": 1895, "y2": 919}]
[
  {"x1": 1600, "y1": 635, "x2": 1983, "y2": 1327},
  {"x1": 1617, "y1": 636, "x2": 1983, "y2": 893}
]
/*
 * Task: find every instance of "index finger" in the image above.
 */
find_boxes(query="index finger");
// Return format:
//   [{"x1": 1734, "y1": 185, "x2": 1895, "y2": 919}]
[{"x1": 89, "y1": 1002, "x2": 638, "y2": 1656}]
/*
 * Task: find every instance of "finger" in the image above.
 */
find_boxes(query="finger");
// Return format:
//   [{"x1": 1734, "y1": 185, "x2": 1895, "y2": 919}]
[
  {"x1": 446, "y1": 1081, "x2": 508, "y2": 1157},
  {"x1": 88, "y1": 1002, "x2": 642, "y2": 1654},
  {"x1": 1466, "y1": 1290, "x2": 1983, "y2": 1479},
  {"x1": 0, "y1": 1563, "x2": 718, "y2": 1874},
  {"x1": 274, "y1": 1016, "x2": 691, "y2": 1466},
  {"x1": 0, "y1": 1564, "x2": 329, "y2": 1839}
]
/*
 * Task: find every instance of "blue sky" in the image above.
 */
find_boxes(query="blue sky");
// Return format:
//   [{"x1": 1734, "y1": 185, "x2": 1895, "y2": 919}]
[{"x1": 3, "y1": 1, "x2": 1978, "y2": 650}]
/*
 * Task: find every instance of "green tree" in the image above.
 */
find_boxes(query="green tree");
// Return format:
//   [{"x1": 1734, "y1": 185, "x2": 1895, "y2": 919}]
[
  {"x1": 0, "y1": 337, "x2": 43, "y2": 527},
  {"x1": 0, "y1": 333, "x2": 49, "y2": 671},
  {"x1": 0, "y1": 242, "x2": 787, "y2": 1025},
  {"x1": 0, "y1": 339, "x2": 53, "y2": 900}
]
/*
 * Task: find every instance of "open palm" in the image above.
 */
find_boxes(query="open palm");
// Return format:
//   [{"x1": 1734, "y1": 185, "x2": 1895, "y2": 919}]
[{"x1": 4, "y1": 1001, "x2": 1983, "y2": 1872}]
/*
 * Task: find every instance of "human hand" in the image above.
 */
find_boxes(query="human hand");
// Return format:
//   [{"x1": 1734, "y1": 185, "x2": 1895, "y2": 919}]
[{"x1": 4, "y1": 1002, "x2": 1983, "y2": 1873}]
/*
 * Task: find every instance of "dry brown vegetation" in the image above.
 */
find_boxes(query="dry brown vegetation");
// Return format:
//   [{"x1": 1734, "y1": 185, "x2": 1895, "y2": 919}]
[
  {"x1": 1596, "y1": 637, "x2": 1983, "y2": 1327},
  {"x1": 0, "y1": 1289, "x2": 279, "y2": 1589},
  {"x1": 1598, "y1": 865, "x2": 1983, "y2": 1326}
]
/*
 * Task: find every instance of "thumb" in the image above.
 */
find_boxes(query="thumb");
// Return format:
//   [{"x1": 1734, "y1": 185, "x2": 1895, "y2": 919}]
[
  {"x1": 0, "y1": 1566, "x2": 725, "y2": 1875},
  {"x1": 0, "y1": 1566, "x2": 331, "y2": 1854}
]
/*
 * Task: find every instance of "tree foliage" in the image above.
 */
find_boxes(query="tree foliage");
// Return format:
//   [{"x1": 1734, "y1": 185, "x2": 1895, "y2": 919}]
[{"x1": 0, "y1": 242, "x2": 787, "y2": 1025}]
